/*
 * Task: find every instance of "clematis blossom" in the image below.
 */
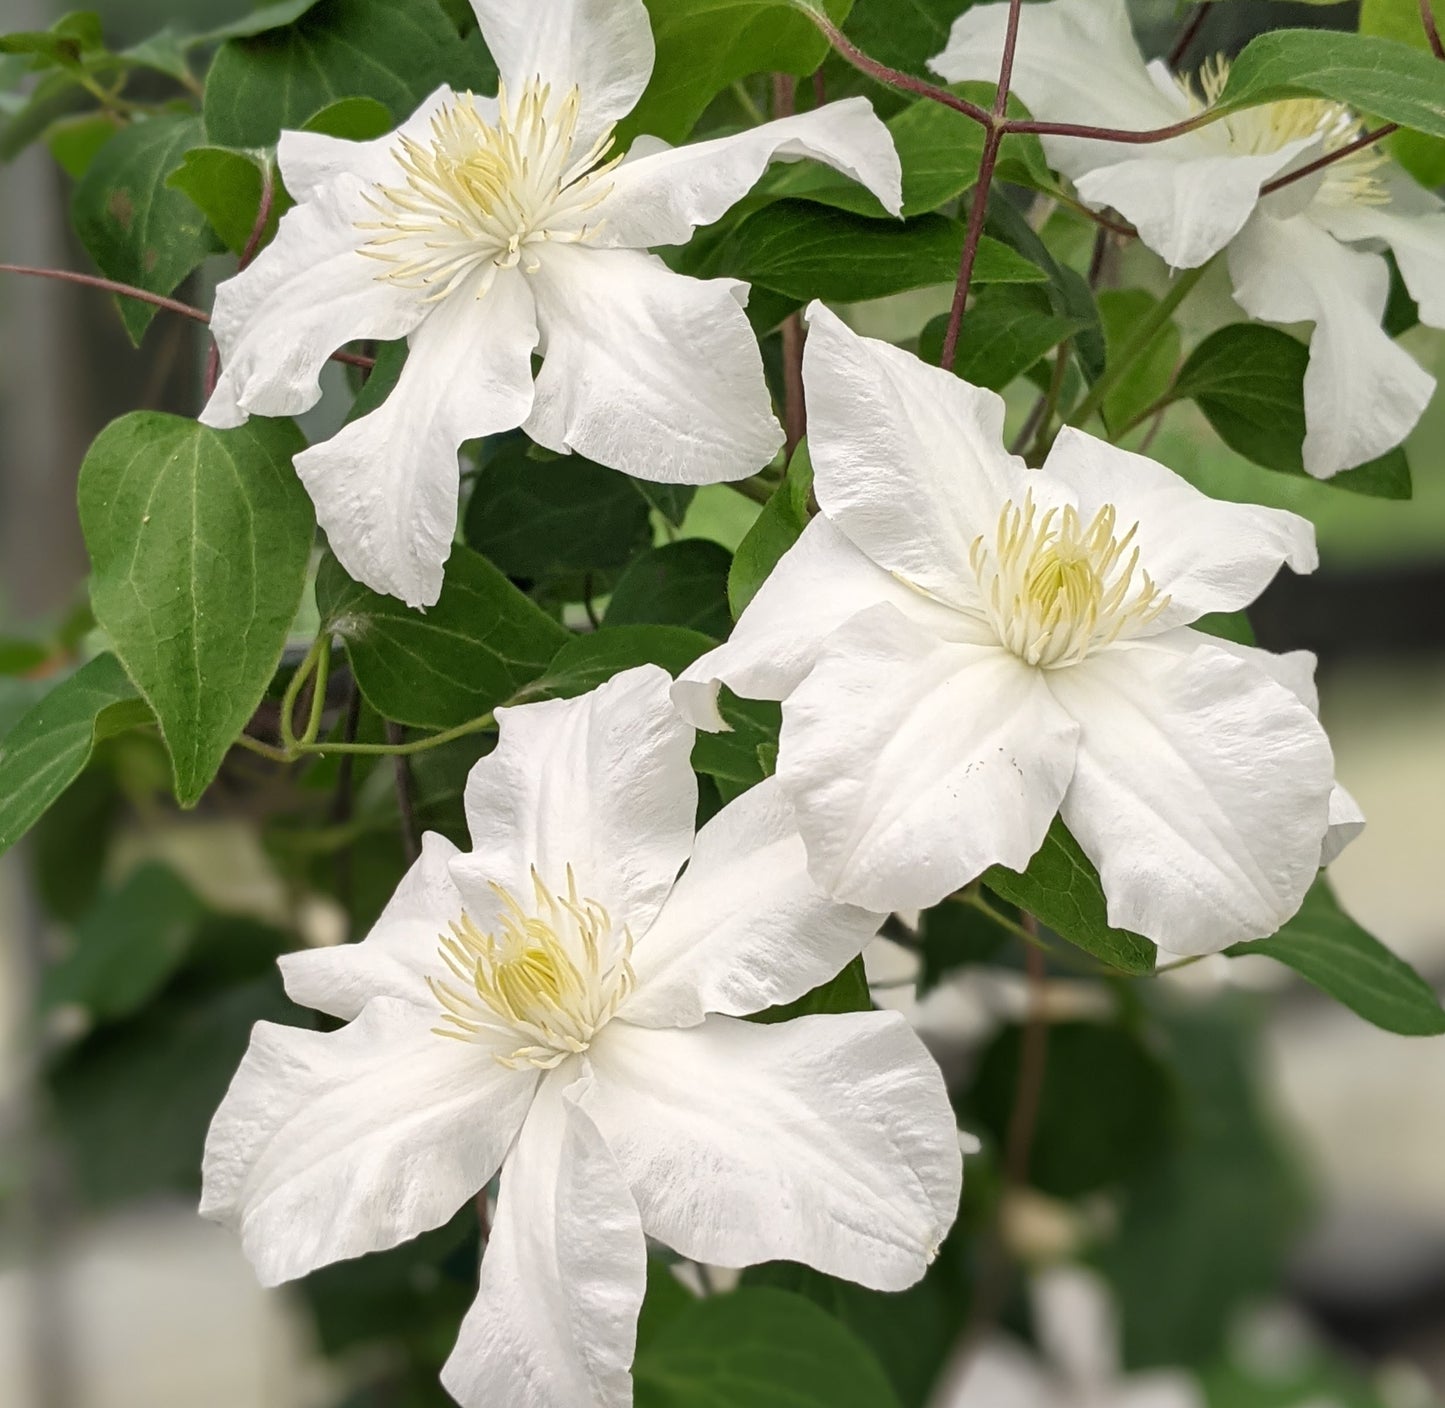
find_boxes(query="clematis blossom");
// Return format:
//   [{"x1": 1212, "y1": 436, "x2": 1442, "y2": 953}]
[
  {"x1": 675, "y1": 305, "x2": 1354, "y2": 955},
  {"x1": 937, "y1": 1266, "x2": 1204, "y2": 1408},
  {"x1": 200, "y1": 0, "x2": 903, "y2": 607},
  {"x1": 932, "y1": 0, "x2": 1445, "y2": 478},
  {"x1": 201, "y1": 666, "x2": 961, "y2": 1408}
]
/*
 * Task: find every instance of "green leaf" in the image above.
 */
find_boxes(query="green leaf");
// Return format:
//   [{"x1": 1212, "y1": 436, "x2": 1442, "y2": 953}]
[
  {"x1": 691, "y1": 692, "x2": 781, "y2": 801},
  {"x1": 1218, "y1": 31, "x2": 1445, "y2": 141},
  {"x1": 167, "y1": 146, "x2": 283, "y2": 255},
  {"x1": 40, "y1": 863, "x2": 205, "y2": 1021},
  {"x1": 1228, "y1": 878, "x2": 1445, "y2": 1036},
  {"x1": 1360, "y1": 0, "x2": 1445, "y2": 183},
  {"x1": 0, "y1": 654, "x2": 147, "y2": 856},
  {"x1": 605, "y1": 540, "x2": 734, "y2": 638},
  {"x1": 632, "y1": 480, "x2": 697, "y2": 528},
  {"x1": 528, "y1": 626, "x2": 715, "y2": 702},
  {"x1": 192, "y1": 0, "x2": 325, "y2": 45},
  {"x1": 699, "y1": 200, "x2": 1045, "y2": 312},
  {"x1": 464, "y1": 440, "x2": 655, "y2": 592},
  {"x1": 919, "y1": 284, "x2": 1082, "y2": 391},
  {"x1": 300, "y1": 93, "x2": 396, "y2": 140},
  {"x1": 78, "y1": 413, "x2": 314, "y2": 807},
  {"x1": 45, "y1": 110, "x2": 119, "y2": 178},
  {"x1": 202, "y1": 0, "x2": 481, "y2": 149},
  {"x1": 843, "y1": 0, "x2": 968, "y2": 74},
  {"x1": 969, "y1": 1021, "x2": 1176, "y2": 1197},
  {"x1": 0, "y1": 11, "x2": 104, "y2": 67},
  {"x1": 638, "y1": 1259, "x2": 698, "y2": 1352},
  {"x1": 624, "y1": 0, "x2": 852, "y2": 145},
  {"x1": 1172, "y1": 324, "x2": 1412, "y2": 499},
  {"x1": 71, "y1": 114, "x2": 221, "y2": 342},
  {"x1": 1097, "y1": 288, "x2": 1181, "y2": 437},
  {"x1": 634, "y1": 1287, "x2": 902, "y2": 1408},
  {"x1": 317, "y1": 544, "x2": 569, "y2": 730},
  {"x1": 984, "y1": 820, "x2": 1157, "y2": 975},
  {"x1": 728, "y1": 441, "x2": 812, "y2": 618}
]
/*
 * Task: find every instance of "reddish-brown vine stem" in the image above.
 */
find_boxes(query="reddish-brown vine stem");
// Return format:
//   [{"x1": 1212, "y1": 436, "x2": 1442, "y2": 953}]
[
  {"x1": 773, "y1": 72, "x2": 809, "y2": 451},
  {"x1": 1259, "y1": 123, "x2": 1398, "y2": 197},
  {"x1": 1421, "y1": 0, "x2": 1444, "y2": 60},
  {"x1": 939, "y1": 0, "x2": 1025, "y2": 371},
  {"x1": 1167, "y1": 3, "x2": 1210, "y2": 71},
  {"x1": 0, "y1": 262, "x2": 376, "y2": 370}
]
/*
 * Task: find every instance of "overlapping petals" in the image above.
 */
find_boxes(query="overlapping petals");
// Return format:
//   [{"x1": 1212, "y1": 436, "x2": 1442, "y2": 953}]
[
  {"x1": 204, "y1": 664, "x2": 961, "y2": 1408},
  {"x1": 677, "y1": 306, "x2": 1345, "y2": 951},
  {"x1": 202, "y1": 0, "x2": 903, "y2": 606}
]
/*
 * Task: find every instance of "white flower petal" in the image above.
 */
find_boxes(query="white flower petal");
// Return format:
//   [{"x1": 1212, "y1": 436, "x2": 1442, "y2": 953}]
[
  {"x1": 1173, "y1": 634, "x2": 1365, "y2": 867},
  {"x1": 584, "y1": 1011, "x2": 961, "y2": 1290},
  {"x1": 1075, "y1": 144, "x2": 1308, "y2": 269},
  {"x1": 942, "y1": 1340, "x2": 1054, "y2": 1408},
  {"x1": 200, "y1": 997, "x2": 535, "y2": 1286},
  {"x1": 1030, "y1": 1266, "x2": 1119, "y2": 1389},
  {"x1": 1228, "y1": 209, "x2": 1435, "y2": 477},
  {"x1": 295, "y1": 267, "x2": 539, "y2": 609},
  {"x1": 931, "y1": 0, "x2": 1195, "y2": 178},
  {"x1": 1040, "y1": 426, "x2": 1317, "y2": 624},
  {"x1": 451, "y1": 665, "x2": 696, "y2": 936},
  {"x1": 802, "y1": 301, "x2": 1030, "y2": 606},
  {"x1": 594, "y1": 98, "x2": 902, "y2": 247},
  {"x1": 279, "y1": 831, "x2": 460, "y2": 1020},
  {"x1": 201, "y1": 176, "x2": 426, "y2": 430},
  {"x1": 1117, "y1": 1378, "x2": 1208, "y2": 1408},
  {"x1": 622, "y1": 776, "x2": 884, "y2": 1028},
  {"x1": 671, "y1": 515, "x2": 984, "y2": 731},
  {"x1": 524, "y1": 245, "x2": 783, "y2": 483},
  {"x1": 470, "y1": 0, "x2": 654, "y2": 150},
  {"x1": 1314, "y1": 171, "x2": 1445, "y2": 328},
  {"x1": 441, "y1": 1071, "x2": 644, "y2": 1408},
  {"x1": 1048, "y1": 636, "x2": 1335, "y2": 953},
  {"x1": 779, "y1": 604, "x2": 1079, "y2": 912},
  {"x1": 276, "y1": 86, "x2": 461, "y2": 201}
]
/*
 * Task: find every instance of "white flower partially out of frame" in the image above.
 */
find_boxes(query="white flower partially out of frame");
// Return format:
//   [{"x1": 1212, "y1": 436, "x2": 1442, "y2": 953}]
[
  {"x1": 199, "y1": 0, "x2": 904, "y2": 608},
  {"x1": 200, "y1": 666, "x2": 961, "y2": 1408},
  {"x1": 932, "y1": 0, "x2": 1445, "y2": 479},
  {"x1": 937, "y1": 1265, "x2": 1204, "y2": 1408},
  {"x1": 675, "y1": 305, "x2": 1357, "y2": 956}
]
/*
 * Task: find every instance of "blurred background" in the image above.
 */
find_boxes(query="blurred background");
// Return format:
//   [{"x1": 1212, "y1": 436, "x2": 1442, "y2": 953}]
[{"x1": 1, "y1": 0, "x2": 1443, "y2": 1405}]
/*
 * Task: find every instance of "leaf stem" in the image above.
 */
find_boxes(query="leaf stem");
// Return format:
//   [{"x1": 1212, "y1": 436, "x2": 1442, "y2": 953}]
[
  {"x1": 279, "y1": 636, "x2": 326, "y2": 752},
  {"x1": 1065, "y1": 259, "x2": 1210, "y2": 430},
  {"x1": 728, "y1": 79, "x2": 769, "y2": 128},
  {"x1": 1422, "y1": 0, "x2": 1445, "y2": 60}
]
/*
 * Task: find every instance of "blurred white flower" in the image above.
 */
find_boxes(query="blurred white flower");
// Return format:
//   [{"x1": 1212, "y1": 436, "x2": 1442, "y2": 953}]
[
  {"x1": 936, "y1": 1266, "x2": 1204, "y2": 1408},
  {"x1": 677, "y1": 305, "x2": 1352, "y2": 954},
  {"x1": 201, "y1": 666, "x2": 962, "y2": 1408},
  {"x1": 933, "y1": 0, "x2": 1445, "y2": 478},
  {"x1": 201, "y1": 0, "x2": 903, "y2": 606}
]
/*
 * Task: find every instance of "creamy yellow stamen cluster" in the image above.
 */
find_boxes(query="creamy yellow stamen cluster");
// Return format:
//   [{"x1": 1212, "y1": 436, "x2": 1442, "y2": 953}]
[
  {"x1": 429, "y1": 867, "x2": 635, "y2": 1069},
  {"x1": 357, "y1": 77, "x2": 621, "y2": 301},
  {"x1": 1178, "y1": 54, "x2": 1388, "y2": 207},
  {"x1": 969, "y1": 495, "x2": 1169, "y2": 668}
]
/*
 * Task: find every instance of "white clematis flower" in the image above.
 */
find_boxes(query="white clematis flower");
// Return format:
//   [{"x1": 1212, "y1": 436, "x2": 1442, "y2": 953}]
[
  {"x1": 201, "y1": 665, "x2": 961, "y2": 1408},
  {"x1": 932, "y1": 0, "x2": 1445, "y2": 478},
  {"x1": 675, "y1": 305, "x2": 1348, "y2": 955},
  {"x1": 200, "y1": 0, "x2": 903, "y2": 608},
  {"x1": 936, "y1": 1266, "x2": 1204, "y2": 1408}
]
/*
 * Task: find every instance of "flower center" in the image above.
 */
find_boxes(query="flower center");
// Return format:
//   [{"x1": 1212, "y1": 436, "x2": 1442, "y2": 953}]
[
  {"x1": 428, "y1": 866, "x2": 634, "y2": 1069},
  {"x1": 1177, "y1": 55, "x2": 1388, "y2": 206},
  {"x1": 969, "y1": 495, "x2": 1169, "y2": 668},
  {"x1": 356, "y1": 78, "x2": 620, "y2": 302}
]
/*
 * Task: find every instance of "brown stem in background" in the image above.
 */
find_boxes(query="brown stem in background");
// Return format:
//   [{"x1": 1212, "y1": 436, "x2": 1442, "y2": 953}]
[
  {"x1": 386, "y1": 721, "x2": 422, "y2": 865},
  {"x1": 812, "y1": 68, "x2": 827, "y2": 108},
  {"x1": 1421, "y1": 0, "x2": 1445, "y2": 60},
  {"x1": 773, "y1": 74, "x2": 809, "y2": 448},
  {"x1": 0, "y1": 263, "x2": 375, "y2": 370},
  {"x1": 329, "y1": 680, "x2": 363, "y2": 935},
  {"x1": 1167, "y1": 4, "x2": 1210, "y2": 71},
  {"x1": 1087, "y1": 225, "x2": 1110, "y2": 288},
  {"x1": 205, "y1": 166, "x2": 278, "y2": 399},
  {"x1": 1004, "y1": 934, "x2": 1050, "y2": 1186},
  {"x1": 939, "y1": 0, "x2": 1024, "y2": 371}
]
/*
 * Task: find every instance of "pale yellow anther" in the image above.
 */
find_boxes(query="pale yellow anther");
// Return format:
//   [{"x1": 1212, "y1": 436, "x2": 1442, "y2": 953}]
[
  {"x1": 969, "y1": 493, "x2": 1170, "y2": 668},
  {"x1": 356, "y1": 77, "x2": 621, "y2": 300},
  {"x1": 427, "y1": 865, "x2": 635, "y2": 1069},
  {"x1": 1177, "y1": 55, "x2": 1388, "y2": 207}
]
